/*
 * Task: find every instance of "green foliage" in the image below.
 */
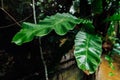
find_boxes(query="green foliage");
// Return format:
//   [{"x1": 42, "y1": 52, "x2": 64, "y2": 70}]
[
  {"x1": 105, "y1": 55, "x2": 115, "y2": 70},
  {"x1": 10, "y1": 0, "x2": 120, "y2": 75},
  {"x1": 106, "y1": 21, "x2": 120, "y2": 55},
  {"x1": 109, "y1": 72, "x2": 115, "y2": 76},
  {"x1": 12, "y1": 13, "x2": 92, "y2": 45},
  {"x1": 105, "y1": 55, "x2": 115, "y2": 76},
  {"x1": 105, "y1": 13, "x2": 120, "y2": 22},
  {"x1": 112, "y1": 43, "x2": 120, "y2": 55},
  {"x1": 107, "y1": 22, "x2": 115, "y2": 37},
  {"x1": 74, "y1": 31, "x2": 102, "y2": 74},
  {"x1": 80, "y1": 23, "x2": 95, "y2": 34},
  {"x1": 106, "y1": 21, "x2": 117, "y2": 43}
]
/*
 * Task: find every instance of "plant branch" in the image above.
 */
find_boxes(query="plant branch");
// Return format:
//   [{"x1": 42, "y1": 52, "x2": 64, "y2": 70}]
[
  {"x1": 32, "y1": 0, "x2": 37, "y2": 24},
  {"x1": 32, "y1": 0, "x2": 49, "y2": 80},
  {"x1": 1, "y1": 8, "x2": 21, "y2": 27},
  {"x1": 0, "y1": 0, "x2": 21, "y2": 27},
  {"x1": 39, "y1": 38, "x2": 49, "y2": 80},
  {"x1": 0, "y1": 14, "x2": 32, "y2": 28}
]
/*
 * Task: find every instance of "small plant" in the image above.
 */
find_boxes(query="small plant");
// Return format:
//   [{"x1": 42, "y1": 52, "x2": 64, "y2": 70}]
[{"x1": 12, "y1": 0, "x2": 120, "y2": 77}]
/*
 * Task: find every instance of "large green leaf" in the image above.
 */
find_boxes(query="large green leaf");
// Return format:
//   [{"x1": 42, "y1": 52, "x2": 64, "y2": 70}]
[
  {"x1": 12, "y1": 13, "x2": 92, "y2": 45},
  {"x1": 74, "y1": 31, "x2": 102, "y2": 74},
  {"x1": 12, "y1": 24, "x2": 52, "y2": 45}
]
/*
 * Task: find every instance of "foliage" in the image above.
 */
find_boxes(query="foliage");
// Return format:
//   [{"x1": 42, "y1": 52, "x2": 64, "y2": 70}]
[
  {"x1": 105, "y1": 55, "x2": 115, "y2": 70},
  {"x1": 12, "y1": 13, "x2": 92, "y2": 45},
  {"x1": 11, "y1": 0, "x2": 120, "y2": 75},
  {"x1": 112, "y1": 43, "x2": 120, "y2": 55},
  {"x1": 74, "y1": 31, "x2": 102, "y2": 74},
  {"x1": 105, "y1": 13, "x2": 120, "y2": 22}
]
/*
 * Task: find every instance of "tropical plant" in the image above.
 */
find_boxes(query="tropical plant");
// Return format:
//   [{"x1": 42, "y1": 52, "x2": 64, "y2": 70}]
[{"x1": 12, "y1": 0, "x2": 120, "y2": 77}]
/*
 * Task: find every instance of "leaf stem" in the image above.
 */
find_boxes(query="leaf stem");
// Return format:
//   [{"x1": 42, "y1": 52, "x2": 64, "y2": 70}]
[
  {"x1": 39, "y1": 38, "x2": 49, "y2": 80},
  {"x1": 32, "y1": 0, "x2": 37, "y2": 24},
  {"x1": 32, "y1": 0, "x2": 49, "y2": 80},
  {"x1": 1, "y1": 8, "x2": 21, "y2": 27}
]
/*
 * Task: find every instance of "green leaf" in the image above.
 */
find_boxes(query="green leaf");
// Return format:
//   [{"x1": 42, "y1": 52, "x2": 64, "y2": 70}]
[
  {"x1": 107, "y1": 22, "x2": 115, "y2": 37},
  {"x1": 109, "y1": 72, "x2": 115, "y2": 76},
  {"x1": 105, "y1": 55, "x2": 113, "y2": 62},
  {"x1": 80, "y1": 23, "x2": 95, "y2": 34},
  {"x1": 12, "y1": 23, "x2": 52, "y2": 45},
  {"x1": 107, "y1": 21, "x2": 117, "y2": 42},
  {"x1": 105, "y1": 55, "x2": 115, "y2": 70},
  {"x1": 12, "y1": 13, "x2": 92, "y2": 45},
  {"x1": 112, "y1": 43, "x2": 120, "y2": 55},
  {"x1": 74, "y1": 31, "x2": 102, "y2": 74},
  {"x1": 105, "y1": 13, "x2": 120, "y2": 22}
]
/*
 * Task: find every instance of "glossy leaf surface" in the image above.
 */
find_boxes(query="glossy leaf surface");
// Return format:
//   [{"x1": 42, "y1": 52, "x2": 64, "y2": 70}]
[
  {"x1": 74, "y1": 31, "x2": 102, "y2": 74},
  {"x1": 12, "y1": 13, "x2": 92, "y2": 45}
]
